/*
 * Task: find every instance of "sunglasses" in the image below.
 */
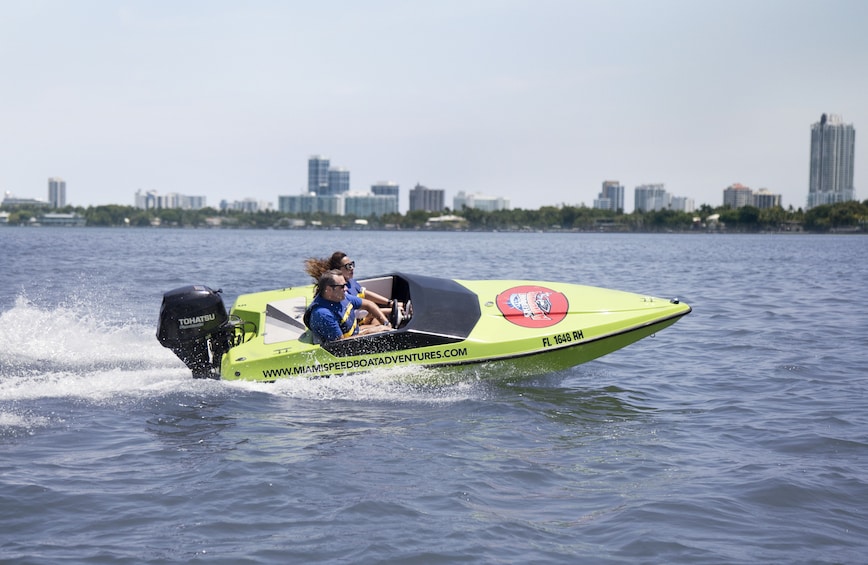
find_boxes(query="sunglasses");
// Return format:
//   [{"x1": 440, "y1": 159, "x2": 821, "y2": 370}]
[
  {"x1": 340, "y1": 261, "x2": 356, "y2": 270},
  {"x1": 327, "y1": 283, "x2": 349, "y2": 290}
]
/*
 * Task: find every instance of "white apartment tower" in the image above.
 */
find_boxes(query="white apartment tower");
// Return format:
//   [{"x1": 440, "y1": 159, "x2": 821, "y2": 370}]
[
  {"x1": 807, "y1": 113, "x2": 856, "y2": 209},
  {"x1": 48, "y1": 177, "x2": 66, "y2": 208},
  {"x1": 634, "y1": 184, "x2": 669, "y2": 212}
]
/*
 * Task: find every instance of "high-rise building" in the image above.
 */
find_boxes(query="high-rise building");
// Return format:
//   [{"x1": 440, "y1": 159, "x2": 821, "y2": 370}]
[
  {"x1": 594, "y1": 180, "x2": 624, "y2": 212},
  {"x1": 372, "y1": 181, "x2": 399, "y2": 200},
  {"x1": 670, "y1": 196, "x2": 695, "y2": 213},
  {"x1": 226, "y1": 198, "x2": 272, "y2": 213},
  {"x1": 371, "y1": 181, "x2": 401, "y2": 212},
  {"x1": 723, "y1": 183, "x2": 753, "y2": 208},
  {"x1": 345, "y1": 193, "x2": 399, "y2": 217},
  {"x1": 807, "y1": 113, "x2": 856, "y2": 209},
  {"x1": 308, "y1": 155, "x2": 330, "y2": 194},
  {"x1": 634, "y1": 184, "x2": 669, "y2": 212},
  {"x1": 409, "y1": 184, "x2": 445, "y2": 212},
  {"x1": 279, "y1": 193, "x2": 319, "y2": 215},
  {"x1": 453, "y1": 191, "x2": 510, "y2": 212},
  {"x1": 753, "y1": 189, "x2": 782, "y2": 209},
  {"x1": 133, "y1": 189, "x2": 206, "y2": 210},
  {"x1": 48, "y1": 177, "x2": 66, "y2": 208},
  {"x1": 327, "y1": 167, "x2": 350, "y2": 195},
  {"x1": 279, "y1": 193, "x2": 343, "y2": 215}
]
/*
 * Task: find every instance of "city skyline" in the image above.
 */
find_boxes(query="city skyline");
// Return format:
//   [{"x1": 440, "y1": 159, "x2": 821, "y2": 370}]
[
  {"x1": 0, "y1": 140, "x2": 834, "y2": 215},
  {"x1": 0, "y1": 167, "x2": 823, "y2": 215},
  {"x1": 2, "y1": 2, "x2": 865, "y2": 212}
]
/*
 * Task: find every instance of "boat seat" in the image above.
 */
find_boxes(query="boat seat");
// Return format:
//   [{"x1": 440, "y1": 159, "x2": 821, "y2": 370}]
[
  {"x1": 263, "y1": 297, "x2": 308, "y2": 344},
  {"x1": 359, "y1": 276, "x2": 394, "y2": 299}
]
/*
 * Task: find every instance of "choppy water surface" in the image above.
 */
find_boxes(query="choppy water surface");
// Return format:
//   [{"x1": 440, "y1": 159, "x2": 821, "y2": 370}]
[{"x1": 2, "y1": 228, "x2": 866, "y2": 564}]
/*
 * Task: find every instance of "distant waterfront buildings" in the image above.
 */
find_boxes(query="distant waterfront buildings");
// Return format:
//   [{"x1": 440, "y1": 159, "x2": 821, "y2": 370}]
[
  {"x1": 1, "y1": 191, "x2": 49, "y2": 208},
  {"x1": 345, "y1": 192, "x2": 399, "y2": 217},
  {"x1": 135, "y1": 190, "x2": 155, "y2": 209},
  {"x1": 285, "y1": 157, "x2": 398, "y2": 217},
  {"x1": 222, "y1": 198, "x2": 272, "y2": 213},
  {"x1": 670, "y1": 195, "x2": 695, "y2": 213},
  {"x1": 279, "y1": 193, "x2": 340, "y2": 215},
  {"x1": 723, "y1": 183, "x2": 782, "y2": 209},
  {"x1": 409, "y1": 184, "x2": 446, "y2": 212},
  {"x1": 634, "y1": 184, "x2": 668, "y2": 212},
  {"x1": 593, "y1": 180, "x2": 625, "y2": 212},
  {"x1": 723, "y1": 183, "x2": 753, "y2": 208},
  {"x1": 278, "y1": 193, "x2": 316, "y2": 215},
  {"x1": 371, "y1": 181, "x2": 400, "y2": 206},
  {"x1": 38, "y1": 212, "x2": 86, "y2": 227},
  {"x1": 0, "y1": 209, "x2": 84, "y2": 226},
  {"x1": 279, "y1": 191, "x2": 397, "y2": 217},
  {"x1": 453, "y1": 191, "x2": 510, "y2": 212},
  {"x1": 134, "y1": 189, "x2": 207, "y2": 210},
  {"x1": 752, "y1": 188, "x2": 782, "y2": 209},
  {"x1": 14, "y1": 146, "x2": 830, "y2": 217},
  {"x1": 307, "y1": 155, "x2": 351, "y2": 196},
  {"x1": 48, "y1": 177, "x2": 66, "y2": 208},
  {"x1": 633, "y1": 183, "x2": 694, "y2": 213},
  {"x1": 807, "y1": 113, "x2": 856, "y2": 209}
]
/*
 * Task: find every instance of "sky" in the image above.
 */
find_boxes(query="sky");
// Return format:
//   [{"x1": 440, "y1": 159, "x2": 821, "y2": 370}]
[{"x1": 2, "y1": 0, "x2": 867, "y2": 213}]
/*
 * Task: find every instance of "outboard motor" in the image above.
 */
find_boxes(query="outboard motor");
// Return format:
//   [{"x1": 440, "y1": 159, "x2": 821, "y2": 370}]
[{"x1": 157, "y1": 285, "x2": 230, "y2": 379}]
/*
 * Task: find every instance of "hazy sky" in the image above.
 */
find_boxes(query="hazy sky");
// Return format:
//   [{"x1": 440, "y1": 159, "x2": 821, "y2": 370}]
[{"x1": 2, "y1": 0, "x2": 866, "y2": 212}]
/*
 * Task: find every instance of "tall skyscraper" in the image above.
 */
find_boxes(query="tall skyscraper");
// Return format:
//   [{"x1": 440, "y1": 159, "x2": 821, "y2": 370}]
[
  {"x1": 307, "y1": 155, "x2": 330, "y2": 194},
  {"x1": 807, "y1": 113, "x2": 855, "y2": 209},
  {"x1": 48, "y1": 177, "x2": 66, "y2": 208}
]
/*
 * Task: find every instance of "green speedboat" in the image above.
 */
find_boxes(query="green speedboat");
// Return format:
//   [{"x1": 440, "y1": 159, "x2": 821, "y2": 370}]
[{"x1": 157, "y1": 273, "x2": 691, "y2": 382}]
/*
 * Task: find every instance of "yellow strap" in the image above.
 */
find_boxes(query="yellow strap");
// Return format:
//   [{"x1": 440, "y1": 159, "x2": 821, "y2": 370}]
[{"x1": 341, "y1": 304, "x2": 358, "y2": 338}]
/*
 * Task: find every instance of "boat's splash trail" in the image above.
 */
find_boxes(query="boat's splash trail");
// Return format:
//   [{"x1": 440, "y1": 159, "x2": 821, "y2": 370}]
[{"x1": 0, "y1": 295, "x2": 493, "y2": 417}]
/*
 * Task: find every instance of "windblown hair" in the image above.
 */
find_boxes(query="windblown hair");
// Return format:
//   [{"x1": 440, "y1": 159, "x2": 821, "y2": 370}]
[
  {"x1": 304, "y1": 251, "x2": 348, "y2": 281},
  {"x1": 313, "y1": 269, "x2": 343, "y2": 297}
]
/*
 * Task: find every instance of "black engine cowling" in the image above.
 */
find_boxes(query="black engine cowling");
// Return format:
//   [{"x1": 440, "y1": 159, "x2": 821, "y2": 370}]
[{"x1": 157, "y1": 285, "x2": 230, "y2": 379}]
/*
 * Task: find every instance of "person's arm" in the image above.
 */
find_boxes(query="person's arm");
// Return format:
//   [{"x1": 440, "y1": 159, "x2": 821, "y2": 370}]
[
  {"x1": 361, "y1": 297, "x2": 390, "y2": 325},
  {"x1": 309, "y1": 309, "x2": 343, "y2": 342},
  {"x1": 362, "y1": 288, "x2": 390, "y2": 306},
  {"x1": 351, "y1": 295, "x2": 389, "y2": 335}
]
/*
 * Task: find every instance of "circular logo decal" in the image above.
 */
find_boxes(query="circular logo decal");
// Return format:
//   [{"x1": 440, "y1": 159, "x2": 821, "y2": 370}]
[{"x1": 496, "y1": 285, "x2": 569, "y2": 328}]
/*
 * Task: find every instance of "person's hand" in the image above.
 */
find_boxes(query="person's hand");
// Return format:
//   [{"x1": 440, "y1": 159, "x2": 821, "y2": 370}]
[{"x1": 359, "y1": 324, "x2": 390, "y2": 335}]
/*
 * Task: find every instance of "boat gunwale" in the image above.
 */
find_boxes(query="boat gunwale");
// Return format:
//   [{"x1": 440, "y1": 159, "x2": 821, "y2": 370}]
[
  {"x1": 224, "y1": 273, "x2": 692, "y2": 380},
  {"x1": 401, "y1": 304, "x2": 692, "y2": 370}
]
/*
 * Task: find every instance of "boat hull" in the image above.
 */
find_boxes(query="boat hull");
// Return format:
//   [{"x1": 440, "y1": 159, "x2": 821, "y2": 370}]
[{"x1": 219, "y1": 276, "x2": 691, "y2": 382}]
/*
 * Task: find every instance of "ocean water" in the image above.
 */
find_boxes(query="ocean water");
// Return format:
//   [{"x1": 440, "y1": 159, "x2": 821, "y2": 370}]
[{"x1": 1, "y1": 228, "x2": 866, "y2": 564}]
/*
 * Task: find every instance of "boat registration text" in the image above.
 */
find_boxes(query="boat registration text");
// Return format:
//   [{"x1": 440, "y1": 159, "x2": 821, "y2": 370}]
[{"x1": 542, "y1": 330, "x2": 584, "y2": 348}]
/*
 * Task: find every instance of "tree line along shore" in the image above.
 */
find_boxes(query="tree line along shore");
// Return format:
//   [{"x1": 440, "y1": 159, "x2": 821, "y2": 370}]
[{"x1": 2, "y1": 200, "x2": 867, "y2": 233}]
